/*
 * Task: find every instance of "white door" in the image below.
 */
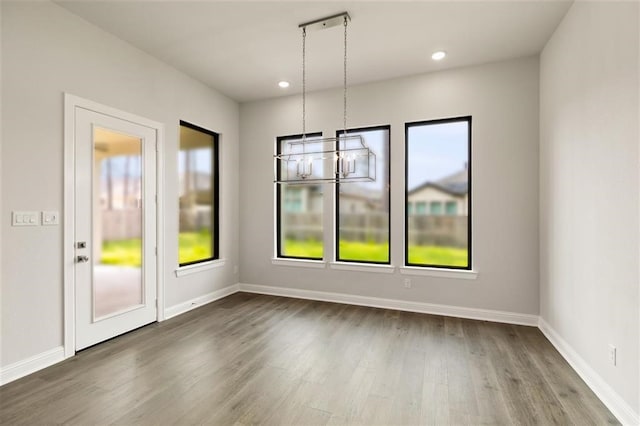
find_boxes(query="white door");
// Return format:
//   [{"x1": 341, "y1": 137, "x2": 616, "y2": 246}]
[{"x1": 74, "y1": 107, "x2": 157, "y2": 350}]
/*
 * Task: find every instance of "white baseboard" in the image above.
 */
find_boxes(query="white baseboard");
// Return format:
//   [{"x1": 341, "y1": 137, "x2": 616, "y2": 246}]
[
  {"x1": 0, "y1": 285, "x2": 240, "y2": 387},
  {"x1": 3, "y1": 285, "x2": 634, "y2": 426},
  {"x1": 164, "y1": 283, "x2": 240, "y2": 320},
  {"x1": 539, "y1": 318, "x2": 639, "y2": 426},
  {"x1": 0, "y1": 346, "x2": 65, "y2": 386},
  {"x1": 239, "y1": 283, "x2": 637, "y2": 424},
  {"x1": 238, "y1": 283, "x2": 539, "y2": 326}
]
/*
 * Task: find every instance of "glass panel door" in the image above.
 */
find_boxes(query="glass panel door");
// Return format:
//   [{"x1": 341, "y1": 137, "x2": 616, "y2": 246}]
[
  {"x1": 74, "y1": 105, "x2": 157, "y2": 351},
  {"x1": 93, "y1": 127, "x2": 144, "y2": 320}
]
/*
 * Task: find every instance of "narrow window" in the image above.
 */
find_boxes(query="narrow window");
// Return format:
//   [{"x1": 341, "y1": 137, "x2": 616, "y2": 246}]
[
  {"x1": 284, "y1": 188, "x2": 303, "y2": 213},
  {"x1": 178, "y1": 121, "x2": 219, "y2": 266},
  {"x1": 276, "y1": 133, "x2": 324, "y2": 259},
  {"x1": 445, "y1": 201, "x2": 458, "y2": 215},
  {"x1": 416, "y1": 201, "x2": 427, "y2": 215},
  {"x1": 429, "y1": 201, "x2": 443, "y2": 215},
  {"x1": 405, "y1": 117, "x2": 471, "y2": 269},
  {"x1": 336, "y1": 126, "x2": 390, "y2": 264}
]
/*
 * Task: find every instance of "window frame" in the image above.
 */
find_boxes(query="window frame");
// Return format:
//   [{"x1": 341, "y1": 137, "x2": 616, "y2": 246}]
[
  {"x1": 404, "y1": 116, "x2": 472, "y2": 270},
  {"x1": 335, "y1": 125, "x2": 391, "y2": 265},
  {"x1": 276, "y1": 132, "x2": 323, "y2": 260},
  {"x1": 178, "y1": 120, "x2": 220, "y2": 267}
]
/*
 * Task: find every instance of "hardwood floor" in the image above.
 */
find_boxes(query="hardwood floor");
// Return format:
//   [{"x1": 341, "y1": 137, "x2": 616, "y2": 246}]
[{"x1": 0, "y1": 293, "x2": 618, "y2": 425}]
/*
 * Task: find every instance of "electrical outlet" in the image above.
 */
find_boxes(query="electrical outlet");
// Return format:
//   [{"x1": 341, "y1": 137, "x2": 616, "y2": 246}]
[
  {"x1": 403, "y1": 278, "x2": 411, "y2": 289},
  {"x1": 608, "y1": 344, "x2": 616, "y2": 366}
]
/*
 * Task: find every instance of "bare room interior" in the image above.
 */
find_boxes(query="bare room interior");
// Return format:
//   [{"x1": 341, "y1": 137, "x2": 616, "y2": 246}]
[{"x1": 1, "y1": 1, "x2": 639, "y2": 424}]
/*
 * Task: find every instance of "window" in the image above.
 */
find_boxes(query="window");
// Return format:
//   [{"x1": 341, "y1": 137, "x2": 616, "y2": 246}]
[
  {"x1": 178, "y1": 121, "x2": 219, "y2": 266},
  {"x1": 445, "y1": 201, "x2": 458, "y2": 215},
  {"x1": 336, "y1": 126, "x2": 390, "y2": 264},
  {"x1": 284, "y1": 188, "x2": 303, "y2": 213},
  {"x1": 429, "y1": 201, "x2": 443, "y2": 215},
  {"x1": 276, "y1": 133, "x2": 323, "y2": 259},
  {"x1": 405, "y1": 117, "x2": 471, "y2": 269},
  {"x1": 416, "y1": 201, "x2": 427, "y2": 215}
]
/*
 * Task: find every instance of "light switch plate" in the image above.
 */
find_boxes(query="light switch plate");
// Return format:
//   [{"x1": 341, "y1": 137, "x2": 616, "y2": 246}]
[
  {"x1": 42, "y1": 211, "x2": 60, "y2": 226},
  {"x1": 12, "y1": 211, "x2": 40, "y2": 226}
]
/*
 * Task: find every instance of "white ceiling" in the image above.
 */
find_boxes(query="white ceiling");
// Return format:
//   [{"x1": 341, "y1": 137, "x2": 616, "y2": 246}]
[{"x1": 56, "y1": 1, "x2": 572, "y2": 103}]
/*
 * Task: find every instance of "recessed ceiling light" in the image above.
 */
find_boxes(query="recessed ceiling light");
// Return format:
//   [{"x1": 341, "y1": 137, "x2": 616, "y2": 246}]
[
  {"x1": 278, "y1": 81, "x2": 290, "y2": 88},
  {"x1": 431, "y1": 51, "x2": 446, "y2": 61}
]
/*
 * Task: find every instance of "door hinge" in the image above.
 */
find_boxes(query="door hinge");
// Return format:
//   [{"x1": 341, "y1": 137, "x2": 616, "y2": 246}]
[
  {"x1": 155, "y1": 299, "x2": 158, "y2": 308},
  {"x1": 155, "y1": 247, "x2": 158, "y2": 256}
]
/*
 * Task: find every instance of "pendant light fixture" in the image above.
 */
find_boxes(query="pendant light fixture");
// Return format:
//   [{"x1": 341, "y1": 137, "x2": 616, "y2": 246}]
[{"x1": 274, "y1": 12, "x2": 376, "y2": 184}]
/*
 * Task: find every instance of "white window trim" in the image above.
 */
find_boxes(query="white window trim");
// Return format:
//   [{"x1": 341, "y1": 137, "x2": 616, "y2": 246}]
[
  {"x1": 175, "y1": 259, "x2": 226, "y2": 277},
  {"x1": 400, "y1": 266, "x2": 477, "y2": 280},
  {"x1": 330, "y1": 262, "x2": 396, "y2": 274},
  {"x1": 271, "y1": 258, "x2": 326, "y2": 269}
]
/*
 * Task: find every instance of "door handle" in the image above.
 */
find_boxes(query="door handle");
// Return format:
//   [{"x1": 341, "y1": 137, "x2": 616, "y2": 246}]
[{"x1": 77, "y1": 255, "x2": 90, "y2": 263}]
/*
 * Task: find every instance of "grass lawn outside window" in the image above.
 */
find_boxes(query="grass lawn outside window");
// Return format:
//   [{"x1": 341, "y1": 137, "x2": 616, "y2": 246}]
[
  {"x1": 281, "y1": 239, "x2": 466, "y2": 267},
  {"x1": 102, "y1": 230, "x2": 212, "y2": 267},
  {"x1": 103, "y1": 235, "x2": 467, "y2": 268}
]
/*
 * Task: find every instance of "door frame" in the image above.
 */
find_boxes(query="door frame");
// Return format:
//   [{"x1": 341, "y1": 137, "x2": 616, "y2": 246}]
[{"x1": 63, "y1": 93, "x2": 165, "y2": 359}]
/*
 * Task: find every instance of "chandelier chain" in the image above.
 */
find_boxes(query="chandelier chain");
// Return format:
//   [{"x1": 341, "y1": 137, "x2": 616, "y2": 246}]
[
  {"x1": 343, "y1": 16, "x2": 348, "y2": 137},
  {"x1": 302, "y1": 27, "x2": 306, "y2": 139}
]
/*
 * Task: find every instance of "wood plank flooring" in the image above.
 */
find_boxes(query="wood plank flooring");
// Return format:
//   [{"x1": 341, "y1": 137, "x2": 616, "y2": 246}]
[{"x1": 0, "y1": 293, "x2": 619, "y2": 425}]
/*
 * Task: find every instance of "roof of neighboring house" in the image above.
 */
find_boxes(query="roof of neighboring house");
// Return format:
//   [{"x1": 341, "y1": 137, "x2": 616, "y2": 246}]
[
  {"x1": 293, "y1": 182, "x2": 383, "y2": 201},
  {"x1": 339, "y1": 184, "x2": 383, "y2": 201},
  {"x1": 408, "y1": 167, "x2": 468, "y2": 196}
]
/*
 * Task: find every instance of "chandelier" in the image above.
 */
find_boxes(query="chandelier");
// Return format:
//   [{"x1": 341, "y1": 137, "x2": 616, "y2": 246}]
[{"x1": 274, "y1": 12, "x2": 376, "y2": 184}]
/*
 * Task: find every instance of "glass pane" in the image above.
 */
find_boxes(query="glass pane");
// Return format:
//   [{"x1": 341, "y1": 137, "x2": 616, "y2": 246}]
[
  {"x1": 406, "y1": 119, "x2": 470, "y2": 268},
  {"x1": 337, "y1": 127, "x2": 390, "y2": 263},
  {"x1": 445, "y1": 201, "x2": 458, "y2": 215},
  {"x1": 93, "y1": 127, "x2": 143, "y2": 319},
  {"x1": 178, "y1": 123, "x2": 216, "y2": 265},
  {"x1": 429, "y1": 201, "x2": 443, "y2": 215},
  {"x1": 278, "y1": 135, "x2": 323, "y2": 259}
]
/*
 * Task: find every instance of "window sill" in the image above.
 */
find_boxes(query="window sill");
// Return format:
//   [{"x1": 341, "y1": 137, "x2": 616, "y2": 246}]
[
  {"x1": 330, "y1": 262, "x2": 396, "y2": 274},
  {"x1": 400, "y1": 266, "x2": 477, "y2": 280},
  {"x1": 271, "y1": 258, "x2": 326, "y2": 269},
  {"x1": 175, "y1": 259, "x2": 226, "y2": 277}
]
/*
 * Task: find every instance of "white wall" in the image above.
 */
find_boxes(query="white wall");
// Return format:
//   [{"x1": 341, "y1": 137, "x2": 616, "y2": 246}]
[
  {"x1": 0, "y1": 2, "x2": 4, "y2": 370},
  {"x1": 240, "y1": 56, "x2": 540, "y2": 315},
  {"x1": 540, "y1": 1, "x2": 639, "y2": 419},
  {"x1": 0, "y1": 2, "x2": 239, "y2": 367}
]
